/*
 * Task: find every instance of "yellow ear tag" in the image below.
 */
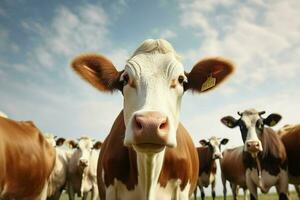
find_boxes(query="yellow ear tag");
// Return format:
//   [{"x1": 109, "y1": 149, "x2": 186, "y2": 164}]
[
  {"x1": 201, "y1": 74, "x2": 216, "y2": 92},
  {"x1": 270, "y1": 120, "x2": 276, "y2": 126}
]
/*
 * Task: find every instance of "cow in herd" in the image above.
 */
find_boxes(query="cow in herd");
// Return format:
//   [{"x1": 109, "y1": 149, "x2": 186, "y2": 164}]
[
  {"x1": 1, "y1": 39, "x2": 300, "y2": 200},
  {"x1": 0, "y1": 114, "x2": 55, "y2": 199},
  {"x1": 221, "y1": 109, "x2": 288, "y2": 200},
  {"x1": 193, "y1": 137, "x2": 229, "y2": 200},
  {"x1": 71, "y1": 38, "x2": 234, "y2": 199}
]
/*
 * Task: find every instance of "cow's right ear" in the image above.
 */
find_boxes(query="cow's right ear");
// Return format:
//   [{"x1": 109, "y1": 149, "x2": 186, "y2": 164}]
[
  {"x1": 93, "y1": 141, "x2": 102, "y2": 150},
  {"x1": 221, "y1": 116, "x2": 238, "y2": 128},
  {"x1": 71, "y1": 54, "x2": 123, "y2": 92},
  {"x1": 199, "y1": 139, "x2": 209, "y2": 146}
]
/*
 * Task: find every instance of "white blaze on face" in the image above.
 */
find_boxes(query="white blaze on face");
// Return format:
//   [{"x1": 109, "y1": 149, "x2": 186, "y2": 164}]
[
  {"x1": 240, "y1": 109, "x2": 263, "y2": 152},
  {"x1": 123, "y1": 41, "x2": 186, "y2": 148},
  {"x1": 209, "y1": 137, "x2": 223, "y2": 159},
  {"x1": 77, "y1": 137, "x2": 93, "y2": 167}
]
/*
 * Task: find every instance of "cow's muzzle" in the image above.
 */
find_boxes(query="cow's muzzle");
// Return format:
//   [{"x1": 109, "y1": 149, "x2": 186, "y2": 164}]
[
  {"x1": 132, "y1": 111, "x2": 170, "y2": 152},
  {"x1": 245, "y1": 140, "x2": 262, "y2": 154}
]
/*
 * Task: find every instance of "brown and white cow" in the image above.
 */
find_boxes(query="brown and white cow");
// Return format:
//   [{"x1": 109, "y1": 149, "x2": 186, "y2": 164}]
[
  {"x1": 0, "y1": 116, "x2": 56, "y2": 199},
  {"x1": 220, "y1": 146, "x2": 248, "y2": 200},
  {"x1": 221, "y1": 109, "x2": 288, "y2": 200},
  {"x1": 71, "y1": 39, "x2": 235, "y2": 199},
  {"x1": 67, "y1": 136, "x2": 102, "y2": 200},
  {"x1": 194, "y1": 137, "x2": 229, "y2": 200},
  {"x1": 278, "y1": 124, "x2": 300, "y2": 198},
  {"x1": 44, "y1": 134, "x2": 72, "y2": 200}
]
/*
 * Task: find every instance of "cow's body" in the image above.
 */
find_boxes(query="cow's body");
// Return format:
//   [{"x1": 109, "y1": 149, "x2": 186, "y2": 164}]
[
  {"x1": 220, "y1": 146, "x2": 247, "y2": 200},
  {"x1": 278, "y1": 124, "x2": 300, "y2": 198},
  {"x1": 193, "y1": 137, "x2": 228, "y2": 200},
  {"x1": 0, "y1": 116, "x2": 55, "y2": 199},
  {"x1": 71, "y1": 39, "x2": 234, "y2": 199},
  {"x1": 98, "y1": 111, "x2": 198, "y2": 200},
  {"x1": 221, "y1": 109, "x2": 288, "y2": 200},
  {"x1": 68, "y1": 137, "x2": 100, "y2": 200},
  {"x1": 45, "y1": 135, "x2": 72, "y2": 200}
]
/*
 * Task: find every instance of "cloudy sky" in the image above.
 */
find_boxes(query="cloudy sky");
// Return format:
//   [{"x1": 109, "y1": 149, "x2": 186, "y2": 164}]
[{"x1": 1, "y1": 0, "x2": 300, "y2": 195}]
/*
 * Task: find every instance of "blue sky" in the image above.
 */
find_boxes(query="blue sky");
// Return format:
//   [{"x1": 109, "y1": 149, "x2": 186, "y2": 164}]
[{"x1": 1, "y1": 0, "x2": 300, "y2": 194}]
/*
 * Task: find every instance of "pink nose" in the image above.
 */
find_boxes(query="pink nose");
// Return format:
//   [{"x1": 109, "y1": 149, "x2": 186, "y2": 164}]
[
  {"x1": 132, "y1": 112, "x2": 169, "y2": 147},
  {"x1": 246, "y1": 141, "x2": 260, "y2": 153}
]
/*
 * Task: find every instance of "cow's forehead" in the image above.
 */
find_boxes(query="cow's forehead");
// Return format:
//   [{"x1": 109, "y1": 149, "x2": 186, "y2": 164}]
[
  {"x1": 241, "y1": 109, "x2": 260, "y2": 126},
  {"x1": 126, "y1": 53, "x2": 184, "y2": 78},
  {"x1": 78, "y1": 138, "x2": 92, "y2": 148},
  {"x1": 209, "y1": 137, "x2": 220, "y2": 146}
]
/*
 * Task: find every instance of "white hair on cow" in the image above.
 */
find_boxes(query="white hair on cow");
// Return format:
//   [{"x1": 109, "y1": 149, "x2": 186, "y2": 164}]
[
  {"x1": 0, "y1": 111, "x2": 8, "y2": 118},
  {"x1": 130, "y1": 39, "x2": 181, "y2": 61}
]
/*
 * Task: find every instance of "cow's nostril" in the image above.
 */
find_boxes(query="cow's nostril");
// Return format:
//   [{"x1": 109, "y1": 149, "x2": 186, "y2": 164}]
[
  {"x1": 159, "y1": 120, "x2": 168, "y2": 130},
  {"x1": 135, "y1": 116, "x2": 143, "y2": 130}
]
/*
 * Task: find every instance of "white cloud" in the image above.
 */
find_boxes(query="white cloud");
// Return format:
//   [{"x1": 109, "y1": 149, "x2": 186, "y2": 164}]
[
  {"x1": 179, "y1": 0, "x2": 300, "y2": 89},
  {"x1": 159, "y1": 29, "x2": 177, "y2": 39}
]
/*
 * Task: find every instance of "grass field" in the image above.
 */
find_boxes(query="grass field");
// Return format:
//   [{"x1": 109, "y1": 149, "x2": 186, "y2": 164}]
[{"x1": 59, "y1": 191, "x2": 298, "y2": 200}]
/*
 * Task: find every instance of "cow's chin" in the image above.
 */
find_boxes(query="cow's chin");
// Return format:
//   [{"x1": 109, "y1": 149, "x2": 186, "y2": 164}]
[{"x1": 133, "y1": 143, "x2": 166, "y2": 153}]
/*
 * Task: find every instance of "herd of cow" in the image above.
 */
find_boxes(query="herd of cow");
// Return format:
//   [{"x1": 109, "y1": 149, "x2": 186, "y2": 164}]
[{"x1": 0, "y1": 39, "x2": 299, "y2": 200}]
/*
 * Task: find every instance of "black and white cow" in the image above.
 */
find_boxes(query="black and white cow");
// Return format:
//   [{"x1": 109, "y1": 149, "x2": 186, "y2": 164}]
[{"x1": 221, "y1": 109, "x2": 288, "y2": 200}]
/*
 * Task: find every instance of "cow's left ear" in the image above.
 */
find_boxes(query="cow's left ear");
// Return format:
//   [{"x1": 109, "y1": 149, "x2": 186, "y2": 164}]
[
  {"x1": 56, "y1": 138, "x2": 66, "y2": 146},
  {"x1": 184, "y1": 58, "x2": 234, "y2": 92},
  {"x1": 263, "y1": 113, "x2": 282, "y2": 127},
  {"x1": 199, "y1": 139, "x2": 209, "y2": 146},
  {"x1": 221, "y1": 138, "x2": 229, "y2": 145},
  {"x1": 66, "y1": 140, "x2": 78, "y2": 149},
  {"x1": 93, "y1": 141, "x2": 102, "y2": 150}
]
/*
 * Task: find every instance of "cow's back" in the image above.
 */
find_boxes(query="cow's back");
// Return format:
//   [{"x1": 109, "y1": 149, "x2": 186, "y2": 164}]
[
  {"x1": 0, "y1": 117, "x2": 55, "y2": 199},
  {"x1": 221, "y1": 146, "x2": 246, "y2": 187},
  {"x1": 97, "y1": 111, "x2": 199, "y2": 198},
  {"x1": 279, "y1": 124, "x2": 300, "y2": 181}
]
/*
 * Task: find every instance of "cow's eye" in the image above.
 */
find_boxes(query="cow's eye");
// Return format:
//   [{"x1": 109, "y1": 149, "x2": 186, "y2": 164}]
[
  {"x1": 178, "y1": 75, "x2": 185, "y2": 84},
  {"x1": 122, "y1": 74, "x2": 129, "y2": 86}
]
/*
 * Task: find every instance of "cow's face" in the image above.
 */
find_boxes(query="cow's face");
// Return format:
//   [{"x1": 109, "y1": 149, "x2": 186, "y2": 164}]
[
  {"x1": 72, "y1": 39, "x2": 234, "y2": 153},
  {"x1": 200, "y1": 137, "x2": 229, "y2": 159},
  {"x1": 76, "y1": 137, "x2": 94, "y2": 168},
  {"x1": 221, "y1": 109, "x2": 281, "y2": 155}
]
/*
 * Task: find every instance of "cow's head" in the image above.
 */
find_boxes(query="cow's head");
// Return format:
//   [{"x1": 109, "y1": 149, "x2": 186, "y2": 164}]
[
  {"x1": 221, "y1": 109, "x2": 281, "y2": 155},
  {"x1": 200, "y1": 137, "x2": 229, "y2": 159},
  {"x1": 70, "y1": 137, "x2": 102, "y2": 169},
  {"x1": 72, "y1": 39, "x2": 234, "y2": 153},
  {"x1": 44, "y1": 134, "x2": 66, "y2": 147}
]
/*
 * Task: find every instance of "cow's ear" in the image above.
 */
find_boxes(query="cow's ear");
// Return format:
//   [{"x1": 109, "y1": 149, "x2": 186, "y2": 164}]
[
  {"x1": 199, "y1": 139, "x2": 209, "y2": 146},
  {"x1": 56, "y1": 138, "x2": 66, "y2": 146},
  {"x1": 221, "y1": 138, "x2": 229, "y2": 145},
  {"x1": 71, "y1": 54, "x2": 123, "y2": 92},
  {"x1": 184, "y1": 58, "x2": 234, "y2": 92},
  {"x1": 93, "y1": 141, "x2": 102, "y2": 150},
  {"x1": 221, "y1": 116, "x2": 238, "y2": 128},
  {"x1": 67, "y1": 140, "x2": 78, "y2": 149},
  {"x1": 264, "y1": 113, "x2": 282, "y2": 127}
]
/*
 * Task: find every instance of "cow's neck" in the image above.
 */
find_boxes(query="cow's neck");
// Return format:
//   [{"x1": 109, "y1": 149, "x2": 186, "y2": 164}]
[{"x1": 136, "y1": 149, "x2": 165, "y2": 200}]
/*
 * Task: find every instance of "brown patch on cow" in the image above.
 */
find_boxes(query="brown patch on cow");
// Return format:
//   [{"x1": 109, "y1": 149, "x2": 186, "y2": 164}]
[
  {"x1": 0, "y1": 117, "x2": 55, "y2": 199},
  {"x1": 243, "y1": 127, "x2": 287, "y2": 176},
  {"x1": 158, "y1": 123, "x2": 199, "y2": 194},
  {"x1": 197, "y1": 147, "x2": 216, "y2": 175},
  {"x1": 278, "y1": 124, "x2": 300, "y2": 177},
  {"x1": 184, "y1": 57, "x2": 235, "y2": 92},
  {"x1": 221, "y1": 147, "x2": 247, "y2": 188},
  {"x1": 97, "y1": 111, "x2": 199, "y2": 199},
  {"x1": 71, "y1": 54, "x2": 123, "y2": 92},
  {"x1": 97, "y1": 111, "x2": 138, "y2": 200}
]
